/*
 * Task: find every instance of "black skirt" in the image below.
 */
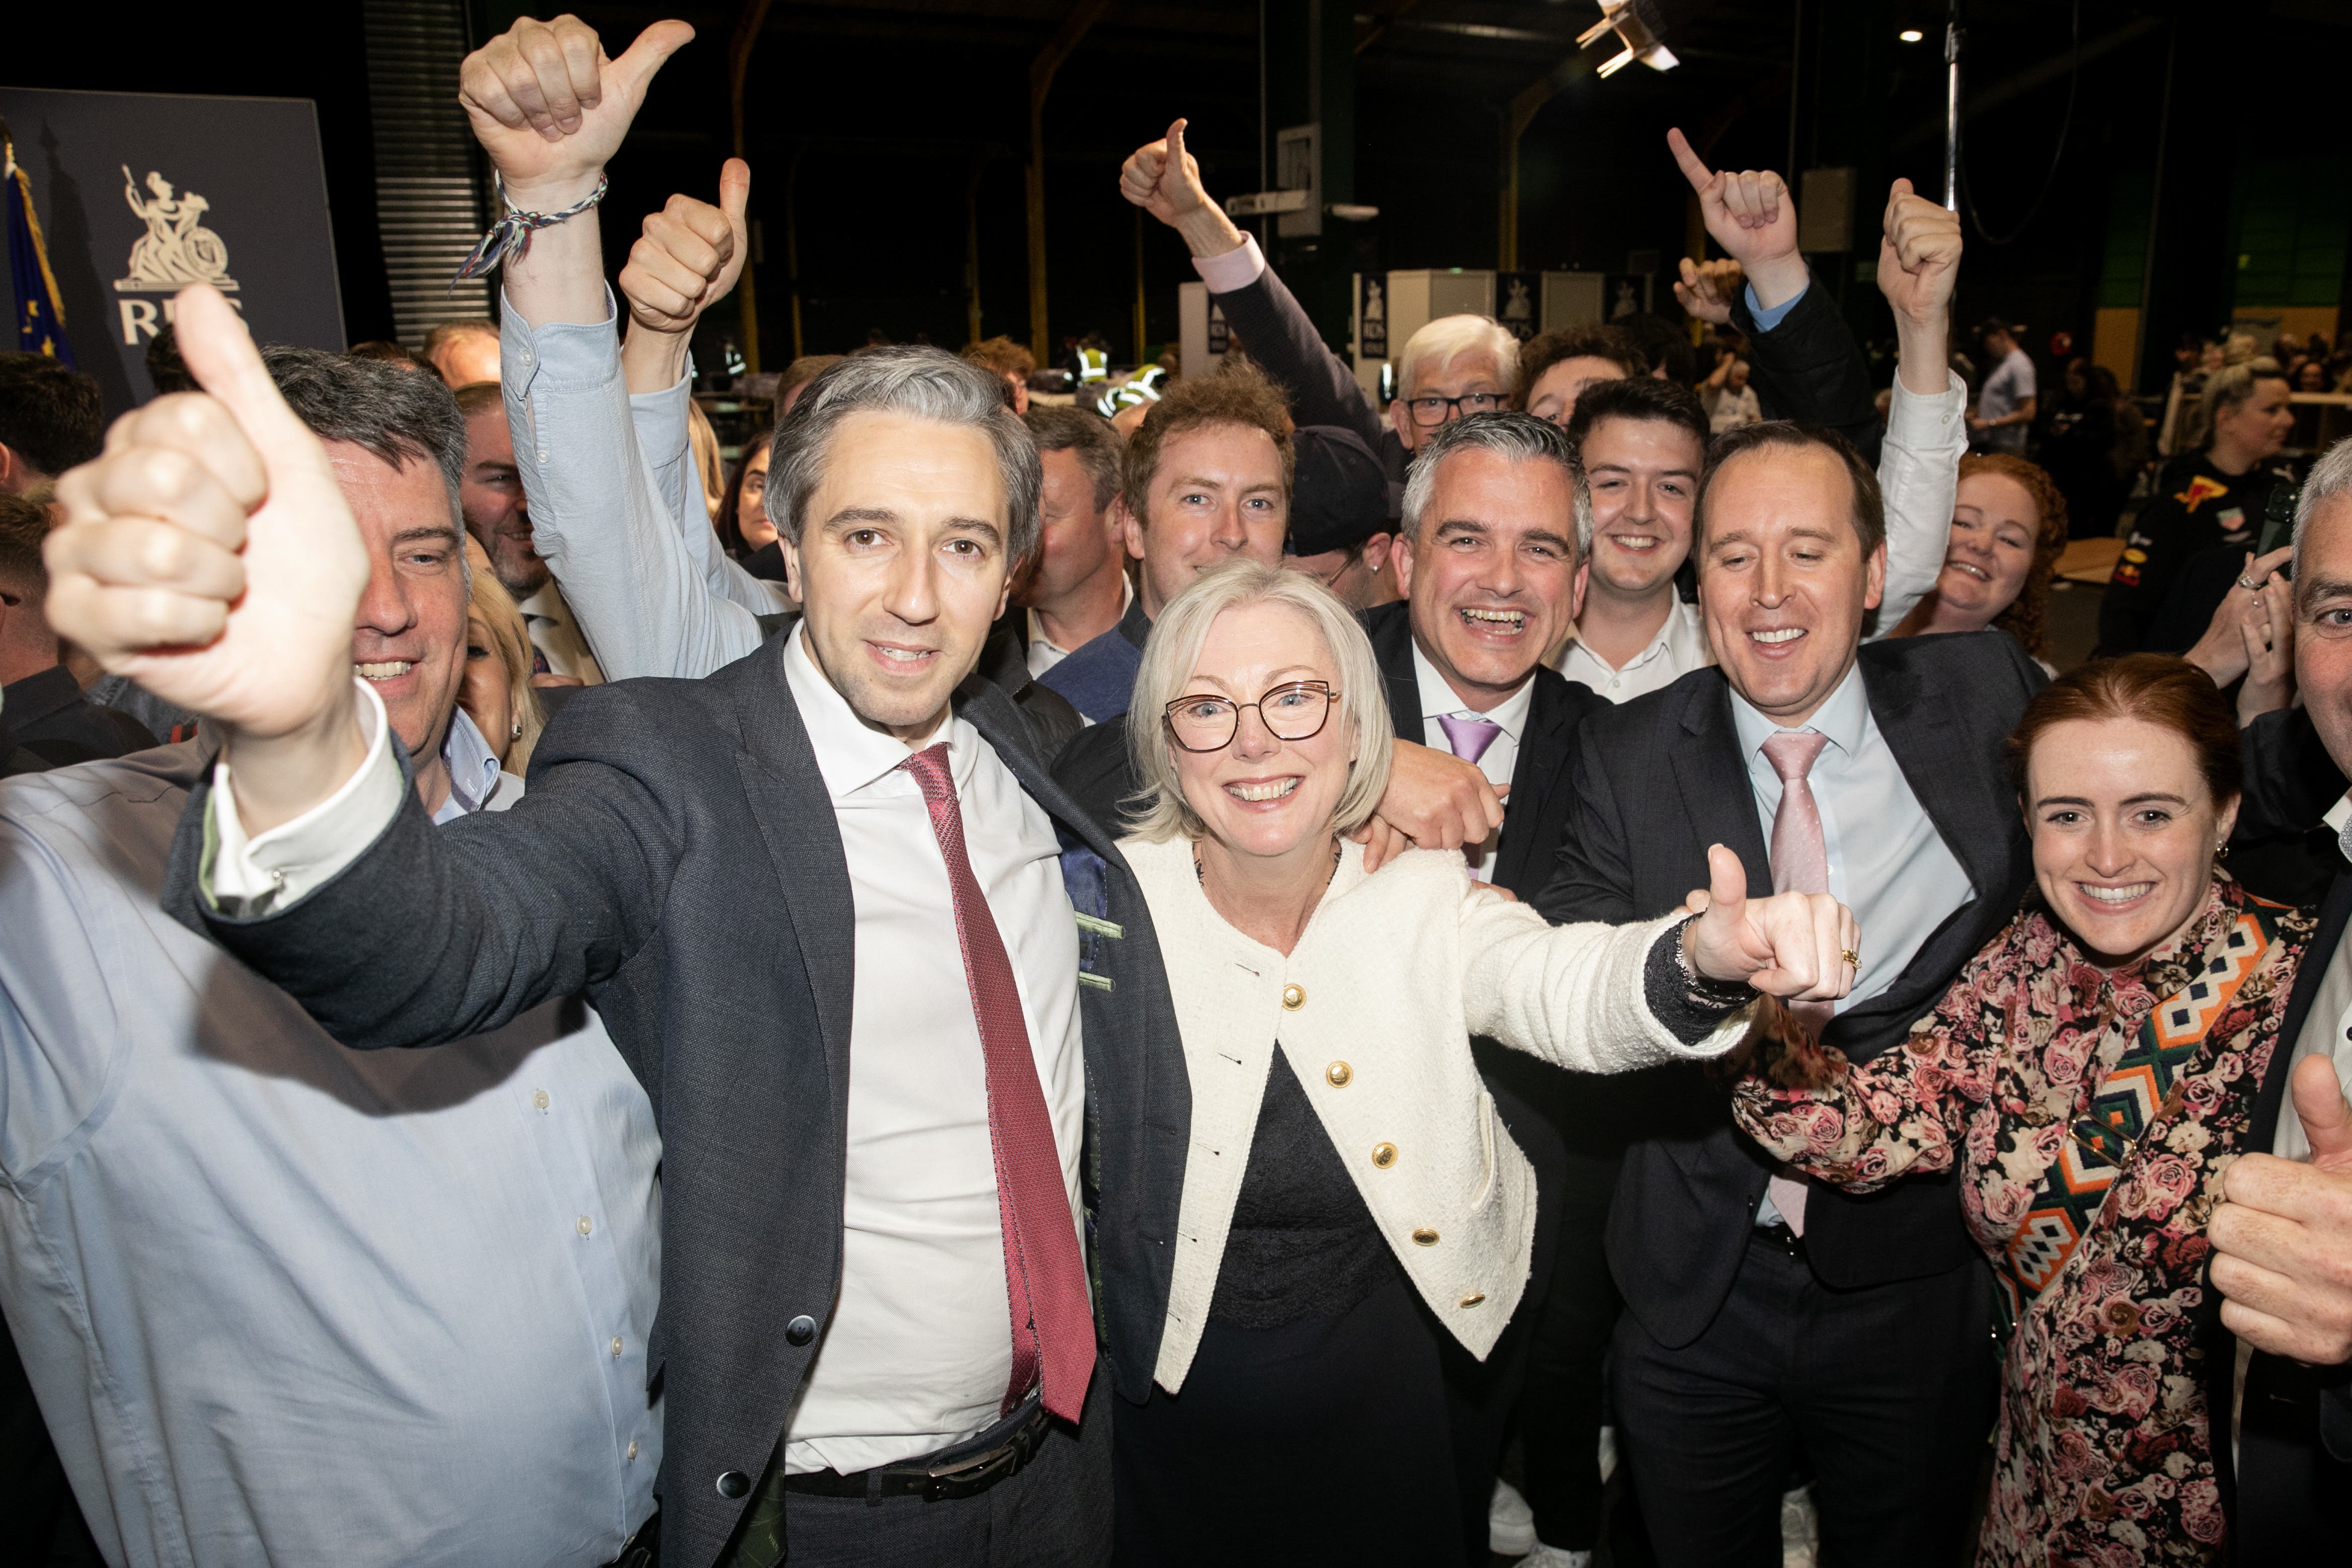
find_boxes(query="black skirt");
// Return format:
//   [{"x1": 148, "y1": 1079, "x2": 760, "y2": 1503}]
[{"x1": 1112, "y1": 1053, "x2": 1465, "y2": 1566}]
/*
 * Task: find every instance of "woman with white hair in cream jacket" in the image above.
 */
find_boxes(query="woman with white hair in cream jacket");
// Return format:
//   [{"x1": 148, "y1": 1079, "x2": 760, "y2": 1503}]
[{"x1": 1108, "y1": 560, "x2": 1860, "y2": 1565}]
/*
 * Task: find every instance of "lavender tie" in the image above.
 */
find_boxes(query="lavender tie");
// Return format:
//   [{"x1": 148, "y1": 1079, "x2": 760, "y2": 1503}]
[{"x1": 1436, "y1": 713, "x2": 1503, "y2": 765}]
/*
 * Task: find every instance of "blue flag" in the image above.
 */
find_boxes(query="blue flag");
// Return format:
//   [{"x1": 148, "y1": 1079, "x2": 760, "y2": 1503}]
[{"x1": 6, "y1": 123, "x2": 76, "y2": 367}]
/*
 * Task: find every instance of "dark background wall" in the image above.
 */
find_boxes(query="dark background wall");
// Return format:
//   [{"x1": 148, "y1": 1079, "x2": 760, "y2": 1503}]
[{"x1": 15, "y1": 0, "x2": 2351, "y2": 389}]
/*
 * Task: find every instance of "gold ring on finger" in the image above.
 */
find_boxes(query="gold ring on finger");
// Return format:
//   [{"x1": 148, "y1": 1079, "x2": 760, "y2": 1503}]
[{"x1": 1840, "y1": 949, "x2": 1860, "y2": 967}]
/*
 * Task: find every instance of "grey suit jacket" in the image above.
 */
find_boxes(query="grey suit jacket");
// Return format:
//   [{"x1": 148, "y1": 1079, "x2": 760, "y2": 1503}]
[
  {"x1": 1537, "y1": 630, "x2": 2045, "y2": 1346},
  {"x1": 163, "y1": 641, "x2": 1191, "y2": 1567}
]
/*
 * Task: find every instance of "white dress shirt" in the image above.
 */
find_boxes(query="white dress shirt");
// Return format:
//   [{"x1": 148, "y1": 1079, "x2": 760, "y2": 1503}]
[
  {"x1": 1412, "y1": 643, "x2": 1534, "y2": 882},
  {"x1": 775, "y1": 624, "x2": 1087, "y2": 1473},
  {"x1": 1554, "y1": 596, "x2": 1714, "y2": 705},
  {"x1": 518, "y1": 578, "x2": 606, "y2": 684}
]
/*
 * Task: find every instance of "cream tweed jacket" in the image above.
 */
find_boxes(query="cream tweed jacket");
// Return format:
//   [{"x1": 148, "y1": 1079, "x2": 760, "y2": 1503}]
[{"x1": 1128, "y1": 835, "x2": 1757, "y2": 1393}]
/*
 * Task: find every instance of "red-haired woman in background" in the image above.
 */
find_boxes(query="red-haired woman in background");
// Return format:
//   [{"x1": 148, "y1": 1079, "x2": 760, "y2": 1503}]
[{"x1": 1889, "y1": 452, "x2": 2070, "y2": 675}]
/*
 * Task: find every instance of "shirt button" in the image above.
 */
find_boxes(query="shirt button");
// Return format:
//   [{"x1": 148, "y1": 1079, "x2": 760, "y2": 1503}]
[
  {"x1": 532, "y1": 1089, "x2": 550, "y2": 1111},
  {"x1": 1325, "y1": 1061, "x2": 1352, "y2": 1087},
  {"x1": 1282, "y1": 984, "x2": 1305, "y2": 1011},
  {"x1": 627, "y1": 1440, "x2": 639, "y2": 1461},
  {"x1": 1371, "y1": 1142, "x2": 1397, "y2": 1168},
  {"x1": 610, "y1": 1336, "x2": 623, "y2": 1357},
  {"x1": 786, "y1": 1314, "x2": 817, "y2": 1346},
  {"x1": 576, "y1": 1216, "x2": 593, "y2": 1236}
]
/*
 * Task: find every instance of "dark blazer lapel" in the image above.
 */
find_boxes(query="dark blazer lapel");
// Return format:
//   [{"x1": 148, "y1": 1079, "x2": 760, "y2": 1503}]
[
  {"x1": 1495, "y1": 676, "x2": 1577, "y2": 893},
  {"x1": 955, "y1": 676, "x2": 1130, "y2": 868},
  {"x1": 1671, "y1": 674, "x2": 1772, "y2": 898},
  {"x1": 1864, "y1": 656, "x2": 2012, "y2": 898},
  {"x1": 1362, "y1": 601, "x2": 1423, "y2": 744},
  {"x1": 2251, "y1": 867, "x2": 2352, "y2": 1149},
  {"x1": 724, "y1": 642, "x2": 858, "y2": 1110}
]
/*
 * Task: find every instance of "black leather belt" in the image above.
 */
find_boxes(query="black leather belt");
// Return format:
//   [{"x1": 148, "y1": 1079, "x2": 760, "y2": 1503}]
[
  {"x1": 782, "y1": 1394, "x2": 1051, "y2": 1504},
  {"x1": 601, "y1": 1508, "x2": 659, "y2": 1568}
]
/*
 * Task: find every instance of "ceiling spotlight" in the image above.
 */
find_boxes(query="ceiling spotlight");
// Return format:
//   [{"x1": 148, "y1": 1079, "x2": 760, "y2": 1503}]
[
  {"x1": 1899, "y1": 27, "x2": 1925, "y2": 41},
  {"x1": 1578, "y1": 0, "x2": 1691, "y2": 77}
]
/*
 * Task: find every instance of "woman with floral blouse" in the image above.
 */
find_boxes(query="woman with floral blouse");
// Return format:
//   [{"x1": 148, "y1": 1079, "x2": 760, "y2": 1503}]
[{"x1": 1733, "y1": 655, "x2": 2316, "y2": 1566}]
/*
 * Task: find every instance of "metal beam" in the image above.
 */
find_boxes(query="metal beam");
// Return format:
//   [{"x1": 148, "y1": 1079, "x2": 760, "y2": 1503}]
[
  {"x1": 729, "y1": 0, "x2": 777, "y2": 371},
  {"x1": 1498, "y1": 46, "x2": 1597, "y2": 271},
  {"x1": 1027, "y1": 0, "x2": 1111, "y2": 361}
]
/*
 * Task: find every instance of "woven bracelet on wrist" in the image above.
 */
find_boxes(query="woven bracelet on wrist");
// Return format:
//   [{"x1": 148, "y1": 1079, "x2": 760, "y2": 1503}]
[{"x1": 449, "y1": 174, "x2": 609, "y2": 290}]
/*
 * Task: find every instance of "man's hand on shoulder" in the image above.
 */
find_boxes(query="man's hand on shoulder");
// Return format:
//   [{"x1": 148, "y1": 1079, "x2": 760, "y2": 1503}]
[
  {"x1": 46, "y1": 286, "x2": 368, "y2": 831},
  {"x1": 1350, "y1": 739, "x2": 1503, "y2": 872}
]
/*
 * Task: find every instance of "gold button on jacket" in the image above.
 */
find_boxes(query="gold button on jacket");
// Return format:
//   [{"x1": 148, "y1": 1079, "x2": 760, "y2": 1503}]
[
  {"x1": 1371, "y1": 1141, "x2": 1397, "y2": 1168},
  {"x1": 1325, "y1": 1061, "x2": 1352, "y2": 1087},
  {"x1": 1281, "y1": 983, "x2": 1305, "y2": 1010},
  {"x1": 1412, "y1": 1227, "x2": 1440, "y2": 1246}
]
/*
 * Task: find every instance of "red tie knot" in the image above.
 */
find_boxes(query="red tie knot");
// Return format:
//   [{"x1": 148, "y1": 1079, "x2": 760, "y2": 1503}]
[{"x1": 903, "y1": 741, "x2": 955, "y2": 802}]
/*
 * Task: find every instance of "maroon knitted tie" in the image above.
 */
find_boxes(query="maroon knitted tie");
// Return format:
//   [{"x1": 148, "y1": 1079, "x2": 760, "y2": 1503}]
[{"x1": 903, "y1": 743, "x2": 1095, "y2": 1421}]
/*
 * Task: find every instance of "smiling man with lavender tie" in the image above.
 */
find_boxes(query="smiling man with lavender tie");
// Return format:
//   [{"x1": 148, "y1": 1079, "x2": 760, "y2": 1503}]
[{"x1": 1537, "y1": 420, "x2": 2048, "y2": 1565}]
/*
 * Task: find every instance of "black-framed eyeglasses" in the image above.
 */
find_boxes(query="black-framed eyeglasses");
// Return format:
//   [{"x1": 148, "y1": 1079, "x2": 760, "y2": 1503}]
[
  {"x1": 1163, "y1": 681, "x2": 1339, "y2": 752},
  {"x1": 1402, "y1": 391, "x2": 1505, "y2": 427}
]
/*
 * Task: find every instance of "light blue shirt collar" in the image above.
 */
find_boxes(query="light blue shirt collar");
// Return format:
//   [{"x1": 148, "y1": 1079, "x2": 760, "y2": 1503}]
[
  {"x1": 1728, "y1": 658, "x2": 1868, "y2": 769},
  {"x1": 437, "y1": 708, "x2": 506, "y2": 823}
]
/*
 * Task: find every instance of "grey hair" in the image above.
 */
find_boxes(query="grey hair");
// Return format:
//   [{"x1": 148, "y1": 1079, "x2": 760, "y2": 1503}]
[
  {"x1": 260, "y1": 344, "x2": 465, "y2": 498},
  {"x1": 1397, "y1": 313, "x2": 1521, "y2": 401},
  {"x1": 2292, "y1": 436, "x2": 2352, "y2": 568},
  {"x1": 765, "y1": 346, "x2": 1042, "y2": 562},
  {"x1": 1400, "y1": 411, "x2": 1590, "y2": 560},
  {"x1": 1124, "y1": 559, "x2": 1394, "y2": 843}
]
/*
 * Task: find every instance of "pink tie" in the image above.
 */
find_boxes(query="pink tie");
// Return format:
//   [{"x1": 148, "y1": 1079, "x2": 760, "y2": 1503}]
[
  {"x1": 903, "y1": 744, "x2": 1096, "y2": 1421},
  {"x1": 1760, "y1": 730, "x2": 1831, "y2": 1236}
]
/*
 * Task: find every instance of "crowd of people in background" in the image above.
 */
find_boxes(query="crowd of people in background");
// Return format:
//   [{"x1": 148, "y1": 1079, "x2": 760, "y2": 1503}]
[{"x1": 0, "y1": 13, "x2": 2348, "y2": 1568}]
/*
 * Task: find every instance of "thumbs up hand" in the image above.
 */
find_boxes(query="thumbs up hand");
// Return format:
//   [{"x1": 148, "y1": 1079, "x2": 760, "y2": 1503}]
[
  {"x1": 620, "y1": 159, "x2": 752, "y2": 335},
  {"x1": 1120, "y1": 117, "x2": 1244, "y2": 260},
  {"x1": 460, "y1": 16, "x2": 695, "y2": 206},
  {"x1": 1683, "y1": 843, "x2": 1859, "y2": 1001},
  {"x1": 46, "y1": 285, "x2": 370, "y2": 830},
  {"x1": 2210, "y1": 1054, "x2": 2352, "y2": 1366}
]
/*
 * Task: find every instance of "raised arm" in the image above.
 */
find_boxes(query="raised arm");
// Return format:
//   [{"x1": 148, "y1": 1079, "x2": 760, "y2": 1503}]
[
  {"x1": 470, "y1": 15, "x2": 774, "y2": 679},
  {"x1": 1868, "y1": 178, "x2": 1970, "y2": 633},
  {"x1": 40, "y1": 280, "x2": 689, "y2": 1033},
  {"x1": 614, "y1": 165, "x2": 796, "y2": 615},
  {"x1": 1120, "y1": 119, "x2": 1388, "y2": 455}
]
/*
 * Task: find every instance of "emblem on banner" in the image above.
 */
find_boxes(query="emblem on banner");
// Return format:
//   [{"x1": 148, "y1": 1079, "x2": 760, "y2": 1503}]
[{"x1": 114, "y1": 166, "x2": 238, "y2": 293}]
